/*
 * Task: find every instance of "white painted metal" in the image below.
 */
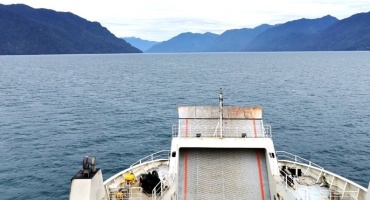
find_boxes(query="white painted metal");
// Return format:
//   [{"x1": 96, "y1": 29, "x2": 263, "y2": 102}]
[
  {"x1": 70, "y1": 169, "x2": 106, "y2": 200},
  {"x1": 70, "y1": 101, "x2": 369, "y2": 200},
  {"x1": 277, "y1": 156, "x2": 368, "y2": 200}
]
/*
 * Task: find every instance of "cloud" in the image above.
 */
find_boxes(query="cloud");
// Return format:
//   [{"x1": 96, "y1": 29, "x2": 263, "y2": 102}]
[
  {"x1": 103, "y1": 18, "x2": 230, "y2": 41},
  {"x1": 2, "y1": 0, "x2": 370, "y2": 41}
]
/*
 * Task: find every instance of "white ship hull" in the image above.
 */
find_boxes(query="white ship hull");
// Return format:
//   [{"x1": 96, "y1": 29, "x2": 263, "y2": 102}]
[{"x1": 70, "y1": 92, "x2": 369, "y2": 200}]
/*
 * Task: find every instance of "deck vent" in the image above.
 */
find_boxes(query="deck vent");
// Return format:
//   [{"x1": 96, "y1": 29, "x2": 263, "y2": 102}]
[
  {"x1": 241, "y1": 133, "x2": 247, "y2": 138},
  {"x1": 196, "y1": 133, "x2": 201, "y2": 137}
]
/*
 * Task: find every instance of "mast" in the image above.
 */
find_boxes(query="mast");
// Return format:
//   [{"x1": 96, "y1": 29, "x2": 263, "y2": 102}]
[{"x1": 219, "y1": 88, "x2": 223, "y2": 137}]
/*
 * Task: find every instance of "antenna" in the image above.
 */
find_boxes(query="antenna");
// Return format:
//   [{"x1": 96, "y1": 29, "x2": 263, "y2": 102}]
[{"x1": 219, "y1": 88, "x2": 223, "y2": 137}]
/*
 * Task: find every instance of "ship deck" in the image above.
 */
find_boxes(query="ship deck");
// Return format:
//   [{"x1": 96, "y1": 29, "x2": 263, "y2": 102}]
[
  {"x1": 103, "y1": 150, "x2": 368, "y2": 200},
  {"x1": 275, "y1": 175, "x2": 332, "y2": 200},
  {"x1": 107, "y1": 161, "x2": 332, "y2": 200},
  {"x1": 105, "y1": 158, "x2": 170, "y2": 200}
]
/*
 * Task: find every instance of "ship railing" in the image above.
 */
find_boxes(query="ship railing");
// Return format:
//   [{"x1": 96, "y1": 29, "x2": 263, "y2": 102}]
[
  {"x1": 279, "y1": 168, "x2": 296, "y2": 189},
  {"x1": 276, "y1": 151, "x2": 323, "y2": 170},
  {"x1": 278, "y1": 151, "x2": 367, "y2": 199},
  {"x1": 108, "y1": 186, "x2": 143, "y2": 200},
  {"x1": 130, "y1": 150, "x2": 170, "y2": 169},
  {"x1": 276, "y1": 170, "x2": 358, "y2": 200},
  {"x1": 320, "y1": 190, "x2": 360, "y2": 200},
  {"x1": 172, "y1": 125, "x2": 178, "y2": 137},
  {"x1": 151, "y1": 173, "x2": 176, "y2": 200},
  {"x1": 276, "y1": 178, "x2": 301, "y2": 199},
  {"x1": 172, "y1": 124, "x2": 272, "y2": 138},
  {"x1": 264, "y1": 125, "x2": 272, "y2": 137}
]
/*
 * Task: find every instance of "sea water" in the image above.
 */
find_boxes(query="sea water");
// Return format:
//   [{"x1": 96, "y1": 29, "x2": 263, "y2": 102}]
[{"x1": 1, "y1": 52, "x2": 369, "y2": 199}]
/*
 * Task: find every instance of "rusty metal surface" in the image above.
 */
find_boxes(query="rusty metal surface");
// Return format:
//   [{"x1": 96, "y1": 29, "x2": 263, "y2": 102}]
[{"x1": 178, "y1": 106, "x2": 262, "y2": 119}]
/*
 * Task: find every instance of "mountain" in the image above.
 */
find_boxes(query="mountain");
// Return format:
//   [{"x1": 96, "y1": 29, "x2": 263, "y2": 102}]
[
  {"x1": 140, "y1": 11, "x2": 368, "y2": 53},
  {"x1": 308, "y1": 12, "x2": 370, "y2": 50},
  {"x1": 0, "y1": 4, "x2": 141, "y2": 55},
  {"x1": 123, "y1": 37, "x2": 160, "y2": 52},
  {"x1": 146, "y1": 32, "x2": 219, "y2": 53},
  {"x1": 207, "y1": 24, "x2": 272, "y2": 52},
  {"x1": 244, "y1": 15, "x2": 339, "y2": 51}
]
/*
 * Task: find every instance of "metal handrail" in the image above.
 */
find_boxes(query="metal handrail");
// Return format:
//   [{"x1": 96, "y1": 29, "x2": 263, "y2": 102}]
[
  {"x1": 130, "y1": 150, "x2": 170, "y2": 168},
  {"x1": 320, "y1": 190, "x2": 360, "y2": 199},
  {"x1": 172, "y1": 125, "x2": 178, "y2": 137},
  {"x1": 276, "y1": 179, "x2": 300, "y2": 199},
  {"x1": 279, "y1": 168, "x2": 296, "y2": 189},
  {"x1": 109, "y1": 186, "x2": 143, "y2": 200},
  {"x1": 172, "y1": 124, "x2": 272, "y2": 138},
  {"x1": 276, "y1": 151, "x2": 323, "y2": 169},
  {"x1": 264, "y1": 125, "x2": 272, "y2": 138},
  {"x1": 151, "y1": 173, "x2": 175, "y2": 200},
  {"x1": 152, "y1": 181, "x2": 161, "y2": 200}
]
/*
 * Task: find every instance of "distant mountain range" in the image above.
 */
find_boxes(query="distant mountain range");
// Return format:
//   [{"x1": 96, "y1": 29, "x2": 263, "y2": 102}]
[
  {"x1": 122, "y1": 37, "x2": 159, "y2": 52},
  {"x1": 0, "y1": 4, "x2": 141, "y2": 55},
  {"x1": 206, "y1": 24, "x2": 272, "y2": 52},
  {"x1": 244, "y1": 15, "x2": 338, "y2": 51},
  {"x1": 2, "y1": 3, "x2": 369, "y2": 54},
  {"x1": 145, "y1": 12, "x2": 370, "y2": 52},
  {"x1": 307, "y1": 12, "x2": 370, "y2": 50},
  {"x1": 146, "y1": 32, "x2": 219, "y2": 53}
]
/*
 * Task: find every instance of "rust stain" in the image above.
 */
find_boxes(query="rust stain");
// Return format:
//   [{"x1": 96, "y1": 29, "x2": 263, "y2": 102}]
[
  {"x1": 184, "y1": 149, "x2": 188, "y2": 200},
  {"x1": 253, "y1": 119, "x2": 257, "y2": 138},
  {"x1": 178, "y1": 106, "x2": 263, "y2": 119},
  {"x1": 256, "y1": 150, "x2": 265, "y2": 200}
]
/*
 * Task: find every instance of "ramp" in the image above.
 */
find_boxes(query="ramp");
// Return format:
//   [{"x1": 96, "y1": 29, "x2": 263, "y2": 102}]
[
  {"x1": 178, "y1": 148, "x2": 270, "y2": 200},
  {"x1": 177, "y1": 106, "x2": 266, "y2": 138}
]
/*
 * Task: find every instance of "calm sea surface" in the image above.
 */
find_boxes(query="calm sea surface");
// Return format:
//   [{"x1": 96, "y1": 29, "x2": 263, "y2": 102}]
[{"x1": 1, "y1": 52, "x2": 370, "y2": 199}]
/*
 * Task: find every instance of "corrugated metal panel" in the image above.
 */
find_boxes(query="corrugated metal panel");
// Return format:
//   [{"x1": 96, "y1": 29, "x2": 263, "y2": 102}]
[
  {"x1": 178, "y1": 148, "x2": 271, "y2": 200},
  {"x1": 178, "y1": 119, "x2": 265, "y2": 138}
]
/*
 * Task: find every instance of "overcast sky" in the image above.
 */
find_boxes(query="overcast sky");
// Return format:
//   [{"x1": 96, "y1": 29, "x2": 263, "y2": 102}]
[{"x1": 2, "y1": 0, "x2": 370, "y2": 41}]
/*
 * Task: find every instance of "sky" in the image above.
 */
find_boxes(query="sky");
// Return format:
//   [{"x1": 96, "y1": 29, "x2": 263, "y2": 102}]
[{"x1": 2, "y1": 0, "x2": 370, "y2": 41}]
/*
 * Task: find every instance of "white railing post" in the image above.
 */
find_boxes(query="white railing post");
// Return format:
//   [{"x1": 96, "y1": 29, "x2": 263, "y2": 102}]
[
  {"x1": 316, "y1": 171, "x2": 323, "y2": 183},
  {"x1": 356, "y1": 187, "x2": 360, "y2": 199},
  {"x1": 342, "y1": 181, "x2": 348, "y2": 198},
  {"x1": 161, "y1": 182, "x2": 163, "y2": 196},
  {"x1": 285, "y1": 173, "x2": 288, "y2": 188}
]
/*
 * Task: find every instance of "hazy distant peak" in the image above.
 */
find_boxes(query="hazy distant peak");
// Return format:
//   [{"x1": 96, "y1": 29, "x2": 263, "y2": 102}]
[
  {"x1": 203, "y1": 32, "x2": 218, "y2": 35},
  {"x1": 177, "y1": 32, "x2": 218, "y2": 36},
  {"x1": 254, "y1": 24, "x2": 273, "y2": 29},
  {"x1": 123, "y1": 37, "x2": 160, "y2": 52},
  {"x1": 123, "y1": 36, "x2": 159, "y2": 41},
  {"x1": 321, "y1": 15, "x2": 337, "y2": 19},
  {"x1": 285, "y1": 15, "x2": 338, "y2": 24},
  {"x1": 221, "y1": 27, "x2": 252, "y2": 34},
  {"x1": 124, "y1": 36, "x2": 142, "y2": 40},
  {"x1": 145, "y1": 31, "x2": 219, "y2": 53}
]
